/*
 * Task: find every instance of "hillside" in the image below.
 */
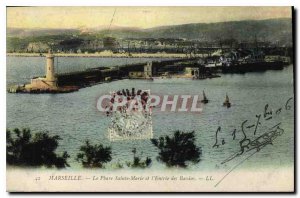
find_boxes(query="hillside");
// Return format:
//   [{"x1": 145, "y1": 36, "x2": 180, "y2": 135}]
[{"x1": 7, "y1": 18, "x2": 293, "y2": 52}]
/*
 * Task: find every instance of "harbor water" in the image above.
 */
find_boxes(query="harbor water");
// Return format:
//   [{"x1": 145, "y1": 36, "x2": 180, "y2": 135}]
[{"x1": 6, "y1": 56, "x2": 294, "y2": 170}]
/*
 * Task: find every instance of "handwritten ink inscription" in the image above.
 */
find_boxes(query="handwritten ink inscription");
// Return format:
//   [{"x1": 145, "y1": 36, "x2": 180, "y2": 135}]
[
  {"x1": 213, "y1": 97, "x2": 293, "y2": 164},
  {"x1": 213, "y1": 97, "x2": 293, "y2": 187}
]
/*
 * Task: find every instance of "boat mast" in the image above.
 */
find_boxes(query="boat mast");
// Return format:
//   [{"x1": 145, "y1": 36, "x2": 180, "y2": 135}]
[
  {"x1": 225, "y1": 93, "x2": 229, "y2": 102},
  {"x1": 203, "y1": 90, "x2": 207, "y2": 100}
]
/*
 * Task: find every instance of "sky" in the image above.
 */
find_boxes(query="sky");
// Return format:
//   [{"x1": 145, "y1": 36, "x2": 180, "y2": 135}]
[{"x1": 7, "y1": 6, "x2": 292, "y2": 29}]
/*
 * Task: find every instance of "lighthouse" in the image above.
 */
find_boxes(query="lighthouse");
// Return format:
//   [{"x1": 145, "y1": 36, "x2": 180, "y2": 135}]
[
  {"x1": 45, "y1": 49, "x2": 57, "y2": 87},
  {"x1": 21, "y1": 49, "x2": 80, "y2": 93}
]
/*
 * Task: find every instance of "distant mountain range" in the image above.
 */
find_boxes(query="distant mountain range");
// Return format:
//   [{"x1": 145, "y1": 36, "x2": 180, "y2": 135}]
[
  {"x1": 7, "y1": 18, "x2": 292, "y2": 41},
  {"x1": 7, "y1": 18, "x2": 293, "y2": 52},
  {"x1": 7, "y1": 28, "x2": 79, "y2": 37},
  {"x1": 146, "y1": 18, "x2": 292, "y2": 42}
]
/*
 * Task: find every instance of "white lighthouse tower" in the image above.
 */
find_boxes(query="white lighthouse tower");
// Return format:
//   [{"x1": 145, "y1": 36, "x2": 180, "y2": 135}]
[{"x1": 45, "y1": 49, "x2": 57, "y2": 87}]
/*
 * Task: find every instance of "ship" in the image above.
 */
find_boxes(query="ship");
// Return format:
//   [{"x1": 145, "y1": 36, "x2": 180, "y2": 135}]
[
  {"x1": 205, "y1": 48, "x2": 288, "y2": 74},
  {"x1": 221, "y1": 60, "x2": 285, "y2": 73},
  {"x1": 223, "y1": 93, "x2": 231, "y2": 108},
  {"x1": 201, "y1": 91, "x2": 209, "y2": 104}
]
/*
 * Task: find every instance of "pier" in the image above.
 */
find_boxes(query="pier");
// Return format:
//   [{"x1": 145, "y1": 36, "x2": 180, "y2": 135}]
[
  {"x1": 7, "y1": 51, "x2": 198, "y2": 93},
  {"x1": 7, "y1": 48, "x2": 290, "y2": 94}
]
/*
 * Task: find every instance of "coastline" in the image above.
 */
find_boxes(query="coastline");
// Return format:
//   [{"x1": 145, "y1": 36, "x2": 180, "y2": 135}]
[{"x1": 6, "y1": 52, "x2": 193, "y2": 58}]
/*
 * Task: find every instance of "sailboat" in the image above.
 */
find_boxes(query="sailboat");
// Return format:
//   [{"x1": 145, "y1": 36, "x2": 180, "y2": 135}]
[
  {"x1": 223, "y1": 93, "x2": 231, "y2": 108},
  {"x1": 201, "y1": 91, "x2": 209, "y2": 104}
]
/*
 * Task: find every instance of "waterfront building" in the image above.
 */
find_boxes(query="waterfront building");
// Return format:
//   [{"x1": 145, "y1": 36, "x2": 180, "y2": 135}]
[
  {"x1": 129, "y1": 62, "x2": 153, "y2": 79},
  {"x1": 144, "y1": 62, "x2": 153, "y2": 78},
  {"x1": 184, "y1": 67, "x2": 199, "y2": 79}
]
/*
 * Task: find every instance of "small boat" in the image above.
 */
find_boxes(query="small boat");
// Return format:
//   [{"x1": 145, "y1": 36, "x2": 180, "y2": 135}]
[
  {"x1": 223, "y1": 93, "x2": 231, "y2": 108},
  {"x1": 201, "y1": 90, "x2": 209, "y2": 104}
]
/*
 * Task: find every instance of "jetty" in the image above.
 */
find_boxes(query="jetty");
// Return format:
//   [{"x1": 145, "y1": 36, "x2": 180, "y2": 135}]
[
  {"x1": 7, "y1": 50, "x2": 201, "y2": 94},
  {"x1": 7, "y1": 47, "x2": 290, "y2": 94},
  {"x1": 8, "y1": 50, "x2": 79, "y2": 93}
]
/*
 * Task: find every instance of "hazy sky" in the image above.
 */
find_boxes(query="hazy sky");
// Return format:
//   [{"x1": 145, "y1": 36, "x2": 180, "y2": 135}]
[{"x1": 7, "y1": 6, "x2": 292, "y2": 29}]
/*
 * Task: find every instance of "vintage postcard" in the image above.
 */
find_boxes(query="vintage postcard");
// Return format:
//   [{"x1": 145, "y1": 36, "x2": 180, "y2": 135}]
[{"x1": 6, "y1": 6, "x2": 294, "y2": 192}]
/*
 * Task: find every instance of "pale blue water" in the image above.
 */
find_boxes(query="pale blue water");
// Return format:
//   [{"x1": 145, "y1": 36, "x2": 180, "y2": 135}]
[{"x1": 6, "y1": 56, "x2": 294, "y2": 170}]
